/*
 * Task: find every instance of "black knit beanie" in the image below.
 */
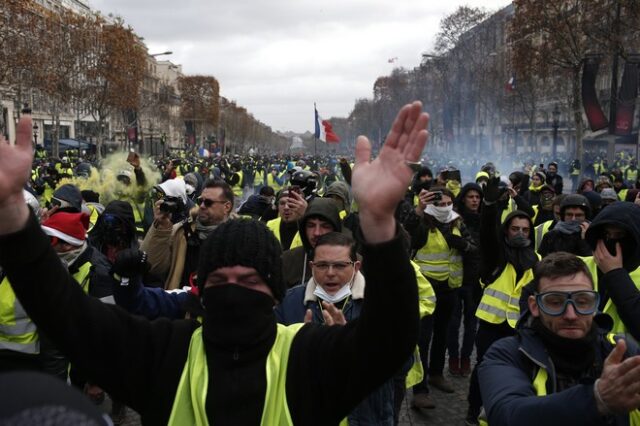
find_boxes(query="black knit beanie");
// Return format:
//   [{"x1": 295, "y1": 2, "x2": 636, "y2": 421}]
[{"x1": 197, "y1": 218, "x2": 285, "y2": 301}]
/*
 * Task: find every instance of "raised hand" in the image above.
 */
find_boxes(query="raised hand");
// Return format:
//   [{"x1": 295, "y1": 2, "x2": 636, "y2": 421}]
[
  {"x1": 595, "y1": 339, "x2": 640, "y2": 415},
  {"x1": 0, "y1": 115, "x2": 34, "y2": 234},
  {"x1": 352, "y1": 101, "x2": 429, "y2": 243}
]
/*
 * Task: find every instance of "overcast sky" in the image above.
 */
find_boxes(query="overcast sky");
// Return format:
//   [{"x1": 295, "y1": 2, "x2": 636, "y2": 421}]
[{"x1": 89, "y1": 0, "x2": 510, "y2": 133}]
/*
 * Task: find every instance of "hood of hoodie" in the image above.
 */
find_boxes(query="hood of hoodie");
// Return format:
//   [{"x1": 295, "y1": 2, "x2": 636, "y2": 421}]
[
  {"x1": 298, "y1": 198, "x2": 341, "y2": 250},
  {"x1": 324, "y1": 181, "x2": 352, "y2": 212},
  {"x1": 456, "y1": 182, "x2": 484, "y2": 214},
  {"x1": 585, "y1": 201, "x2": 640, "y2": 271},
  {"x1": 89, "y1": 200, "x2": 137, "y2": 247},
  {"x1": 501, "y1": 210, "x2": 535, "y2": 246},
  {"x1": 158, "y1": 178, "x2": 188, "y2": 205}
]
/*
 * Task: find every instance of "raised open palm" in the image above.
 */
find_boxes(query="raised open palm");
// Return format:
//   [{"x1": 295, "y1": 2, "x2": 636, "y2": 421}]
[
  {"x1": 0, "y1": 115, "x2": 33, "y2": 205},
  {"x1": 352, "y1": 101, "x2": 429, "y2": 221}
]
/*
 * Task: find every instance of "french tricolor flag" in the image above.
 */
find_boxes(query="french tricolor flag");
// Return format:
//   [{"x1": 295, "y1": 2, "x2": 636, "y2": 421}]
[{"x1": 314, "y1": 104, "x2": 340, "y2": 143}]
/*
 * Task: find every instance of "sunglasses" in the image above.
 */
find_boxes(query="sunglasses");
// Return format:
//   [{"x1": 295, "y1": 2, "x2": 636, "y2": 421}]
[
  {"x1": 535, "y1": 290, "x2": 600, "y2": 317},
  {"x1": 197, "y1": 197, "x2": 228, "y2": 208}
]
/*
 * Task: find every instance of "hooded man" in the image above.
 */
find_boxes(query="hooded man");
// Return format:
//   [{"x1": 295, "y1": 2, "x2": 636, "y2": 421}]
[
  {"x1": 545, "y1": 161, "x2": 563, "y2": 195},
  {"x1": 581, "y1": 202, "x2": 640, "y2": 341},
  {"x1": 0, "y1": 101, "x2": 426, "y2": 425},
  {"x1": 467, "y1": 176, "x2": 539, "y2": 425},
  {"x1": 281, "y1": 198, "x2": 342, "y2": 289}
]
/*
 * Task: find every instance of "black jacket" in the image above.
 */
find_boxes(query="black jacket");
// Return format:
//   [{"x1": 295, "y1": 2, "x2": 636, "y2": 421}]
[
  {"x1": 0, "y1": 213, "x2": 419, "y2": 425},
  {"x1": 537, "y1": 229, "x2": 592, "y2": 258}
]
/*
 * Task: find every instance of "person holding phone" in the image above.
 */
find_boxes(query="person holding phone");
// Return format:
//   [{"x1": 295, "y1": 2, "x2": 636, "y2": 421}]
[{"x1": 408, "y1": 186, "x2": 477, "y2": 406}]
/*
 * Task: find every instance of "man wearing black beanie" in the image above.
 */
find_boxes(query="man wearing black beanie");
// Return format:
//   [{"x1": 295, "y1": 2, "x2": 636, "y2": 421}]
[{"x1": 0, "y1": 101, "x2": 428, "y2": 425}]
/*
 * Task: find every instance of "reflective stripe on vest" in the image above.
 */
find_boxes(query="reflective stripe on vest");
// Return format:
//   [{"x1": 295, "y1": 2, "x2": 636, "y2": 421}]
[
  {"x1": 476, "y1": 262, "x2": 536, "y2": 328},
  {"x1": 500, "y1": 199, "x2": 517, "y2": 223},
  {"x1": 72, "y1": 261, "x2": 93, "y2": 294},
  {"x1": 580, "y1": 257, "x2": 640, "y2": 334},
  {"x1": 410, "y1": 260, "x2": 437, "y2": 318},
  {"x1": 534, "y1": 220, "x2": 553, "y2": 252},
  {"x1": 0, "y1": 277, "x2": 39, "y2": 354},
  {"x1": 266, "y1": 217, "x2": 303, "y2": 250},
  {"x1": 414, "y1": 227, "x2": 463, "y2": 288},
  {"x1": 169, "y1": 323, "x2": 305, "y2": 425}
]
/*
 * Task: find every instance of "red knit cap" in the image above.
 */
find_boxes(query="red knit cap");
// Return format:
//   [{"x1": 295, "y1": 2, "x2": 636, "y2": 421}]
[{"x1": 41, "y1": 212, "x2": 89, "y2": 246}]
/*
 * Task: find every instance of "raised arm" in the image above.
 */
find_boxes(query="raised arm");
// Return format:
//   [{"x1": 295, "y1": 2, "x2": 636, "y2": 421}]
[{"x1": 287, "y1": 101, "x2": 427, "y2": 424}]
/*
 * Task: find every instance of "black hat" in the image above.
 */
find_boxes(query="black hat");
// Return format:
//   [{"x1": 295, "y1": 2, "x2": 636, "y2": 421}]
[
  {"x1": 560, "y1": 194, "x2": 591, "y2": 219},
  {"x1": 197, "y1": 219, "x2": 284, "y2": 301},
  {"x1": 52, "y1": 184, "x2": 83, "y2": 212}
]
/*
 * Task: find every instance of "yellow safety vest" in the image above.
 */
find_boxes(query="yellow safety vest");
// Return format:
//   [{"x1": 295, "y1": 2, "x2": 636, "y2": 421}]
[
  {"x1": 626, "y1": 169, "x2": 638, "y2": 183},
  {"x1": 0, "y1": 277, "x2": 39, "y2": 354},
  {"x1": 232, "y1": 171, "x2": 244, "y2": 198},
  {"x1": 266, "y1": 217, "x2": 303, "y2": 250},
  {"x1": 129, "y1": 200, "x2": 145, "y2": 235},
  {"x1": 580, "y1": 257, "x2": 640, "y2": 334},
  {"x1": 534, "y1": 220, "x2": 554, "y2": 252},
  {"x1": 414, "y1": 227, "x2": 463, "y2": 289},
  {"x1": 476, "y1": 262, "x2": 536, "y2": 328},
  {"x1": 169, "y1": 323, "x2": 313, "y2": 426},
  {"x1": 618, "y1": 189, "x2": 628, "y2": 202},
  {"x1": 267, "y1": 172, "x2": 283, "y2": 192},
  {"x1": 500, "y1": 199, "x2": 518, "y2": 224}
]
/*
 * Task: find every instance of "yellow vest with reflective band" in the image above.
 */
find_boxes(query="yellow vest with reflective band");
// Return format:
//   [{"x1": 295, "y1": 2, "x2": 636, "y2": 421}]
[
  {"x1": 476, "y1": 262, "x2": 537, "y2": 328},
  {"x1": 86, "y1": 205, "x2": 100, "y2": 232},
  {"x1": 404, "y1": 261, "x2": 436, "y2": 389},
  {"x1": 625, "y1": 168, "x2": 638, "y2": 183},
  {"x1": 267, "y1": 172, "x2": 283, "y2": 192},
  {"x1": 0, "y1": 277, "x2": 39, "y2": 354},
  {"x1": 72, "y1": 261, "x2": 93, "y2": 294},
  {"x1": 129, "y1": 200, "x2": 145, "y2": 235},
  {"x1": 414, "y1": 226, "x2": 463, "y2": 289},
  {"x1": 169, "y1": 323, "x2": 329, "y2": 426},
  {"x1": 580, "y1": 257, "x2": 640, "y2": 334},
  {"x1": 410, "y1": 260, "x2": 436, "y2": 318},
  {"x1": 232, "y1": 171, "x2": 244, "y2": 198},
  {"x1": 618, "y1": 189, "x2": 628, "y2": 202},
  {"x1": 266, "y1": 217, "x2": 303, "y2": 250},
  {"x1": 534, "y1": 220, "x2": 554, "y2": 252},
  {"x1": 500, "y1": 198, "x2": 518, "y2": 223}
]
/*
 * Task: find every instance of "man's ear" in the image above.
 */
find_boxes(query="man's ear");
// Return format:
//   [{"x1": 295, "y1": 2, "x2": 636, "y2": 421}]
[
  {"x1": 353, "y1": 260, "x2": 362, "y2": 274},
  {"x1": 528, "y1": 295, "x2": 540, "y2": 318}
]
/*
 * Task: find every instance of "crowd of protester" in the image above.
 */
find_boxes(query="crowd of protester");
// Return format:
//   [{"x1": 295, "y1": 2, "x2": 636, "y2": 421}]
[{"x1": 1, "y1": 102, "x2": 640, "y2": 426}]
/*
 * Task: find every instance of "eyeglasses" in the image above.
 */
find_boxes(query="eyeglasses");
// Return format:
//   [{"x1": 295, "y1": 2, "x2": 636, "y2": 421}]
[
  {"x1": 311, "y1": 261, "x2": 354, "y2": 272},
  {"x1": 535, "y1": 291, "x2": 600, "y2": 317},
  {"x1": 197, "y1": 197, "x2": 228, "y2": 208}
]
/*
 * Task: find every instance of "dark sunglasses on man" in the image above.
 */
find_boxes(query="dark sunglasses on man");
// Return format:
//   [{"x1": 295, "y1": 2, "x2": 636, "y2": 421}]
[{"x1": 197, "y1": 197, "x2": 227, "y2": 208}]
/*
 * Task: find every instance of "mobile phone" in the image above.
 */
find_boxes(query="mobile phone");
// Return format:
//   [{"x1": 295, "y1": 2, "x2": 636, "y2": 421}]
[
  {"x1": 127, "y1": 151, "x2": 139, "y2": 163},
  {"x1": 604, "y1": 239, "x2": 618, "y2": 256},
  {"x1": 432, "y1": 191, "x2": 443, "y2": 201},
  {"x1": 288, "y1": 185, "x2": 301, "y2": 196}
]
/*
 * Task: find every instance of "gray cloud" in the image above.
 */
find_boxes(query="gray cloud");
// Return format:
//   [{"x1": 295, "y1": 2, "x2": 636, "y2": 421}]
[{"x1": 90, "y1": 0, "x2": 509, "y2": 132}]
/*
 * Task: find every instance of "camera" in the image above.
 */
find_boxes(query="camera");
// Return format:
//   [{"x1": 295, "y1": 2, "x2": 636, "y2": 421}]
[
  {"x1": 442, "y1": 169, "x2": 461, "y2": 182},
  {"x1": 159, "y1": 196, "x2": 182, "y2": 214}
]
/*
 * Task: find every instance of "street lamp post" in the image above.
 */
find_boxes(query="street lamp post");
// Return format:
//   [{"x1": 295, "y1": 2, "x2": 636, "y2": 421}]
[
  {"x1": 32, "y1": 123, "x2": 39, "y2": 149},
  {"x1": 149, "y1": 123, "x2": 154, "y2": 157},
  {"x1": 552, "y1": 104, "x2": 560, "y2": 160},
  {"x1": 478, "y1": 119, "x2": 485, "y2": 153}
]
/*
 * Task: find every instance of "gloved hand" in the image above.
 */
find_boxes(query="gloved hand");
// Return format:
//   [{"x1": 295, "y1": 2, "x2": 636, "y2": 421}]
[
  {"x1": 444, "y1": 233, "x2": 469, "y2": 252},
  {"x1": 483, "y1": 177, "x2": 502, "y2": 203},
  {"x1": 111, "y1": 249, "x2": 149, "y2": 278}
]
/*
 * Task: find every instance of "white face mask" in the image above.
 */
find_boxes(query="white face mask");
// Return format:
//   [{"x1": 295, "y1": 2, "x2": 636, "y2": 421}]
[
  {"x1": 425, "y1": 204, "x2": 454, "y2": 223},
  {"x1": 57, "y1": 242, "x2": 87, "y2": 268},
  {"x1": 312, "y1": 270, "x2": 355, "y2": 304}
]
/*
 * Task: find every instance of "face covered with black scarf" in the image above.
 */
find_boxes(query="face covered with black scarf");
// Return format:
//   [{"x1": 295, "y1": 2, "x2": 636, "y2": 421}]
[
  {"x1": 197, "y1": 220, "x2": 285, "y2": 357},
  {"x1": 504, "y1": 215, "x2": 537, "y2": 272}
]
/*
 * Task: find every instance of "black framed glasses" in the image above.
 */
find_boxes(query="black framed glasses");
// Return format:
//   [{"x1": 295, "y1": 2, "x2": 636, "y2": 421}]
[
  {"x1": 535, "y1": 291, "x2": 600, "y2": 317},
  {"x1": 311, "y1": 261, "x2": 354, "y2": 272},
  {"x1": 197, "y1": 197, "x2": 228, "y2": 208}
]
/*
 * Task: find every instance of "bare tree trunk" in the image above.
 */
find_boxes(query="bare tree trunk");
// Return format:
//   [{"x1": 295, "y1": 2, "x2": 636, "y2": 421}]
[{"x1": 572, "y1": 68, "x2": 584, "y2": 174}]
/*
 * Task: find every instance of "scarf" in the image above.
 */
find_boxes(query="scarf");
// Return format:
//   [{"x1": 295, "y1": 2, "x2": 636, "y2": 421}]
[
  {"x1": 195, "y1": 220, "x2": 219, "y2": 240},
  {"x1": 553, "y1": 220, "x2": 582, "y2": 235},
  {"x1": 425, "y1": 204, "x2": 460, "y2": 224},
  {"x1": 504, "y1": 235, "x2": 538, "y2": 273},
  {"x1": 59, "y1": 242, "x2": 88, "y2": 268},
  {"x1": 529, "y1": 182, "x2": 545, "y2": 193}
]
